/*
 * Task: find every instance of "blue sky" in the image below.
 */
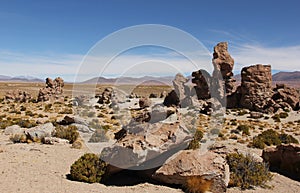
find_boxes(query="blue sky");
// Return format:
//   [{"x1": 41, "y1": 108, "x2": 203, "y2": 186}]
[{"x1": 0, "y1": 0, "x2": 300, "y2": 81}]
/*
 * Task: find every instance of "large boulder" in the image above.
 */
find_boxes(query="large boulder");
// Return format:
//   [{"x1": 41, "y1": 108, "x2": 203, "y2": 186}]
[
  {"x1": 25, "y1": 123, "x2": 55, "y2": 141},
  {"x1": 240, "y1": 64, "x2": 273, "y2": 112},
  {"x1": 153, "y1": 150, "x2": 229, "y2": 193},
  {"x1": 262, "y1": 143, "x2": 300, "y2": 180},
  {"x1": 101, "y1": 122, "x2": 192, "y2": 171},
  {"x1": 139, "y1": 97, "x2": 151, "y2": 109},
  {"x1": 4, "y1": 125, "x2": 25, "y2": 135}
]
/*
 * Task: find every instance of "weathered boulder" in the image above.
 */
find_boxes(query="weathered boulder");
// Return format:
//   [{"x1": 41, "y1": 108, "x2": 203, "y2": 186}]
[
  {"x1": 4, "y1": 125, "x2": 25, "y2": 135},
  {"x1": 163, "y1": 90, "x2": 180, "y2": 107},
  {"x1": 153, "y1": 150, "x2": 229, "y2": 193},
  {"x1": 38, "y1": 77, "x2": 64, "y2": 102},
  {"x1": 25, "y1": 123, "x2": 55, "y2": 141},
  {"x1": 150, "y1": 105, "x2": 176, "y2": 123},
  {"x1": 212, "y1": 42, "x2": 234, "y2": 79},
  {"x1": 101, "y1": 122, "x2": 192, "y2": 171},
  {"x1": 262, "y1": 143, "x2": 300, "y2": 180},
  {"x1": 240, "y1": 64, "x2": 273, "y2": 112},
  {"x1": 5, "y1": 90, "x2": 32, "y2": 103}
]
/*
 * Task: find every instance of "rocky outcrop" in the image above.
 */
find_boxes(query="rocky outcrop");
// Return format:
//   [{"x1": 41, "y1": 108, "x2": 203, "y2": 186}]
[
  {"x1": 272, "y1": 84, "x2": 300, "y2": 110},
  {"x1": 240, "y1": 64, "x2": 273, "y2": 112},
  {"x1": 25, "y1": 123, "x2": 55, "y2": 141},
  {"x1": 37, "y1": 77, "x2": 64, "y2": 102},
  {"x1": 153, "y1": 150, "x2": 229, "y2": 193},
  {"x1": 5, "y1": 90, "x2": 32, "y2": 103},
  {"x1": 262, "y1": 143, "x2": 300, "y2": 180}
]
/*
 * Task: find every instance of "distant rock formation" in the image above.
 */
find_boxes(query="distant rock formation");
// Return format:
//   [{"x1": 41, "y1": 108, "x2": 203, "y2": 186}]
[
  {"x1": 5, "y1": 90, "x2": 32, "y2": 103},
  {"x1": 37, "y1": 77, "x2": 64, "y2": 102}
]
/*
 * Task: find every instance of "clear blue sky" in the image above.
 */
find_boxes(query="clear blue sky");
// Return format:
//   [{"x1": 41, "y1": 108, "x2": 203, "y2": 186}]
[{"x1": 0, "y1": 0, "x2": 299, "y2": 80}]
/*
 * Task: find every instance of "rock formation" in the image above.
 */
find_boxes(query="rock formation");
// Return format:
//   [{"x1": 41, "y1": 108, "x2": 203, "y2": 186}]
[
  {"x1": 5, "y1": 90, "x2": 32, "y2": 103},
  {"x1": 272, "y1": 84, "x2": 300, "y2": 111},
  {"x1": 191, "y1": 69, "x2": 211, "y2": 100},
  {"x1": 97, "y1": 87, "x2": 113, "y2": 104},
  {"x1": 173, "y1": 73, "x2": 189, "y2": 101},
  {"x1": 239, "y1": 64, "x2": 273, "y2": 112},
  {"x1": 38, "y1": 77, "x2": 64, "y2": 102}
]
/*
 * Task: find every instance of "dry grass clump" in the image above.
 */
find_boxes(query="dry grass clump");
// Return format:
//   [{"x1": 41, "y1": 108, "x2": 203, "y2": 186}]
[
  {"x1": 187, "y1": 129, "x2": 204, "y2": 150},
  {"x1": 53, "y1": 125, "x2": 79, "y2": 143},
  {"x1": 184, "y1": 176, "x2": 212, "y2": 193},
  {"x1": 236, "y1": 125, "x2": 251, "y2": 136},
  {"x1": 226, "y1": 153, "x2": 272, "y2": 189},
  {"x1": 69, "y1": 153, "x2": 107, "y2": 183}
]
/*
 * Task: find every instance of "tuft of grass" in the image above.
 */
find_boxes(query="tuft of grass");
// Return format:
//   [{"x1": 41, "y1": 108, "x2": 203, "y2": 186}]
[
  {"x1": 187, "y1": 129, "x2": 203, "y2": 150},
  {"x1": 184, "y1": 176, "x2": 212, "y2": 193},
  {"x1": 237, "y1": 125, "x2": 250, "y2": 136},
  {"x1": 54, "y1": 125, "x2": 79, "y2": 144},
  {"x1": 69, "y1": 153, "x2": 107, "y2": 183},
  {"x1": 226, "y1": 153, "x2": 272, "y2": 189}
]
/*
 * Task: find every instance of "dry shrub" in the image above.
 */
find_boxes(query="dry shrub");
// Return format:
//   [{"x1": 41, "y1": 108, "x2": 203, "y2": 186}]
[{"x1": 185, "y1": 176, "x2": 212, "y2": 193}]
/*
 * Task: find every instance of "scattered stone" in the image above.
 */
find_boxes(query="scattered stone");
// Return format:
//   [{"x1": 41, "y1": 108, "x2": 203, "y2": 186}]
[
  {"x1": 42, "y1": 137, "x2": 69, "y2": 145},
  {"x1": 249, "y1": 111, "x2": 264, "y2": 119},
  {"x1": 97, "y1": 87, "x2": 113, "y2": 104},
  {"x1": 139, "y1": 97, "x2": 151, "y2": 109}
]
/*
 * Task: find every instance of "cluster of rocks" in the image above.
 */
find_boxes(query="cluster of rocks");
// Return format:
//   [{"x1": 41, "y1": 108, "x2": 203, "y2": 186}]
[
  {"x1": 37, "y1": 77, "x2": 64, "y2": 102},
  {"x1": 4, "y1": 89, "x2": 32, "y2": 103},
  {"x1": 172, "y1": 42, "x2": 300, "y2": 113}
]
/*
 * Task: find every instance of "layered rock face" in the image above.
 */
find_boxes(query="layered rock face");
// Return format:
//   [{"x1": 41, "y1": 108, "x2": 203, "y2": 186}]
[
  {"x1": 38, "y1": 77, "x2": 64, "y2": 102},
  {"x1": 239, "y1": 64, "x2": 273, "y2": 112}
]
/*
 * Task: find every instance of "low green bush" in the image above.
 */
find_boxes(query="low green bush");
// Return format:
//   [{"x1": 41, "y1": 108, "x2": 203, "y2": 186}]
[
  {"x1": 237, "y1": 125, "x2": 250, "y2": 136},
  {"x1": 69, "y1": 153, "x2": 107, "y2": 183},
  {"x1": 187, "y1": 129, "x2": 203, "y2": 150},
  {"x1": 226, "y1": 153, "x2": 272, "y2": 189}
]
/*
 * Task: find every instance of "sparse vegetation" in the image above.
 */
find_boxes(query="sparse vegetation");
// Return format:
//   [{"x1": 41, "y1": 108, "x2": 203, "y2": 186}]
[
  {"x1": 54, "y1": 125, "x2": 79, "y2": 143},
  {"x1": 187, "y1": 129, "x2": 203, "y2": 150},
  {"x1": 252, "y1": 129, "x2": 299, "y2": 149},
  {"x1": 226, "y1": 153, "x2": 272, "y2": 189},
  {"x1": 237, "y1": 125, "x2": 250, "y2": 136},
  {"x1": 69, "y1": 153, "x2": 107, "y2": 183}
]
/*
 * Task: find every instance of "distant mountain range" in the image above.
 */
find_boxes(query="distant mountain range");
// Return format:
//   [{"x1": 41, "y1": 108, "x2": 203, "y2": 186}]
[
  {"x1": 1, "y1": 71, "x2": 299, "y2": 84},
  {"x1": 0, "y1": 75, "x2": 44, "y2": 82},
  {"x1": 81, "y1": 76, "x2": 174, "y2": 85},
  {"x1": 234, "y1": 71, "x2": 300, "y2": 82}
]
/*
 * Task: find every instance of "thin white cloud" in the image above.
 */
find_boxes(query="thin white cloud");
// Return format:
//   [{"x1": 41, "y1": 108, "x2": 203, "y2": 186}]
[{"x1": 231, "y1": 44, "x2": 300, "y2": 72}]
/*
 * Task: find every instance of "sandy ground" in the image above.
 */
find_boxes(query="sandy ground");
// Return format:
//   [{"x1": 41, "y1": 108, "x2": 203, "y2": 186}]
[{"x1": 0, "y1": 133, "x2": 300, "y2": 193}]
